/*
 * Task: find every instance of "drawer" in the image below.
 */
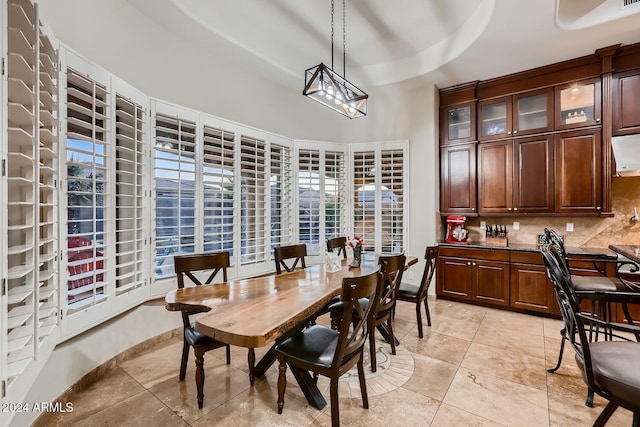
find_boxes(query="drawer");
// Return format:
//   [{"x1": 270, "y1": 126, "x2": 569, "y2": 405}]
[
  {"x1": 439, "y1": 246, "x2": 510, "y2": 262},
  {"x1": 510, "y1": 251, "x2": 543, "y2": 265}
]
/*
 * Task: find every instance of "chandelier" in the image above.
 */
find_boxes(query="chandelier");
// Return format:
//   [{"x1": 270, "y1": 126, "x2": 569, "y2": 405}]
[{"x1": 303, "y1": 0, "x2": 368, "y2": 119}]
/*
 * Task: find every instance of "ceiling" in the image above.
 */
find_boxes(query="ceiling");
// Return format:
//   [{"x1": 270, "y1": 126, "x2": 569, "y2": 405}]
[{"x1": 129, "y1": 0, "x2": 640, "y2": 90}]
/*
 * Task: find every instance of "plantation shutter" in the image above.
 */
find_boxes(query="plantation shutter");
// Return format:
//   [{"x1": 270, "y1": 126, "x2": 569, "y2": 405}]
[
  {"x1": 153, "y1": 114, "x2": 197, "y2": 277},
  {"x1": 270, "y1": 143, "x2": 293, "y2": 253},
  {"x1": 65, "y1": 69, "x2": 109, "y2": 314},
  {"x1": 115, "y1": 96, "x2": 145, "y2": 293},
  {"x1": 202, "y1": 125, "x2": 236, "y2": 262},
  {"x1": 239, "y1": 136, "x2": 267, "y2": 265},
  {"x1": 298, "y1": 149, "x2": 321, "y2": 254},
  {"x1": 380, "y1": 149, "x2": 405, "y2": 253},
  {"x1": 324, "y1": 150, "x2": 347, "y2": 242},
  {"x1": 352, "y1": 150, "x2": 376, "y2": 254}
]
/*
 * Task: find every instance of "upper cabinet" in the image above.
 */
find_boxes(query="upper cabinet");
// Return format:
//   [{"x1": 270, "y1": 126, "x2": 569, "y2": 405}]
[
  {"x1": 479, "y1": 89, "x2": 553, "y2": 141},
  {"x1": 612, "y1": 70, "x2": 640, "y2": 135},
  {"x1": 440, "y1": 102, "x2": 476, "y2": 144},
  {"x1": 555, "y1": 78, "x2": 601, "y2": 131}
]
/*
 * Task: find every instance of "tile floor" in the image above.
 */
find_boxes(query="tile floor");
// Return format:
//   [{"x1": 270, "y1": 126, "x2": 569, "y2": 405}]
[{"x1": 35, "y1": 298, "x2": 634, "y2": 426}]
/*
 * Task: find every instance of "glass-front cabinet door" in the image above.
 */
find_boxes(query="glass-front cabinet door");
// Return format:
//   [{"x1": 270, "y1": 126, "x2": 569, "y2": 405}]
[
  {"x1": 479, "y1": 96, "x2": 511, "y2": 140},
  {"x1": 441, "y1": 102, "x2": 476, "y2": 144},
  {"x1": 514, "y1": 89, "x2": 553, "y2": 136},
  {"x1": 555, "y1": 78, "x2": 601, "y2": 130}
]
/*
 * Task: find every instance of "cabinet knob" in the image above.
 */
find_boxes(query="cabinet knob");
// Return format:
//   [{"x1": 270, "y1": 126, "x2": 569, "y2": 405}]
[
  {"x1": 513, "y1": 130, "x2": 518, "y2": 134},
  {"x1": 596, "y1": 118, "x2": 601, "y2": 122},
  {"x1": 467, "y1": 262, "x2": 471, "y2": 266},
  {"x1": 472, "y1": 208, "x2": 475, "y2": 211},
  {"x1": 514, "y1": 207, "x2": 518, "y2": 211},
  {"x1": 473, "y1": 262, "x2": 477, "y2": 266},
  {"x1": 597, "y1": 206, "x2": 601, "y2": 210},
  {"x1": 508, "y1": 131, "x2": 512, "y2": 135},
  {"x1": 508, "y1": 207, "x2": 512, "y2": 211}
]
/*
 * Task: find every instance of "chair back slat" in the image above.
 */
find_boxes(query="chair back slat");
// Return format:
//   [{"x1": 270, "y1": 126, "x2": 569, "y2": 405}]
[
  {"x1": 374, "y1": 254, "x2": 406, "y2": 314},
  {"x1": 327, "y1": 237, "x2": 348, "y2": 259},
  {"x1": 333, "y1": 268, "x2": 380, "y2": 366},
  {"x1": 274, "y1": 244, "x2": 307, "y2": 274}
]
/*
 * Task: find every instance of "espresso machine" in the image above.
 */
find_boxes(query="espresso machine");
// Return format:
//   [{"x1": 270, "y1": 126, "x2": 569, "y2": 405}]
[{"x1": 445, "y1": 215, "x2": 469, "y2": 244}]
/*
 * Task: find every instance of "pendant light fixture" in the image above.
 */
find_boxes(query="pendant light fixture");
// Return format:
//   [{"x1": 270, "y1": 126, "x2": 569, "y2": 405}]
[{"x1": 303, "y1": 0, "x2": 368, "y2": 119}]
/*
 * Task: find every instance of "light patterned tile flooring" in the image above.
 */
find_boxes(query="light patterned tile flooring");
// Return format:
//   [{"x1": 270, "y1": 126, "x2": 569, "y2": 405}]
[{"x1": 35, "y1": 298, "x2": 635, "y2": 426}]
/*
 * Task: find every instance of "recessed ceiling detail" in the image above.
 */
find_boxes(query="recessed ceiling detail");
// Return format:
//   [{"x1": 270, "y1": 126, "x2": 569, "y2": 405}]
[
  {"x1": 555, "y1": 0, "x2": 640, "y2": 30},
  {"x1": 166, "y1": 0, "x2": 494, "y2": 87}
]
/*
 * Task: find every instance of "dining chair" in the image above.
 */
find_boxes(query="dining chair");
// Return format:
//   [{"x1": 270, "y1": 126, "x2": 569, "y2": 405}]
[
  {"x1": 274, "y1": 243, "x2": 307, "y2": 274},
  {"x1": 543, "y1": 228, "x2": 637, "y2": 392},
  {"x1": 541, "y1": 246, "x2": 640, "y2": 426},
  {"x1": 326, "y1": 236, "x2": 348, "y2": 259},
  {"x1": 174, "y1": 252, "x2": 231, "y2": 409},
  {"x1": 368, "y1": 254, "x2": 406, "y2": 372},
  {"x1": 275, "y1": 268, "x2": 380, "y2": 427},
  {"x1": 397, "y1": 246, "x2": 439, "y2": 338}
]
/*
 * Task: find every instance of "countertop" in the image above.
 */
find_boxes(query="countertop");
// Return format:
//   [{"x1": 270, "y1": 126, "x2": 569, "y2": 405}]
[
  {"x1": 608, "y1": 245, "x2": 640, "y2": 264},
  {"x1": 438, "y1": 241, "x2": 617, "y2": 258}
]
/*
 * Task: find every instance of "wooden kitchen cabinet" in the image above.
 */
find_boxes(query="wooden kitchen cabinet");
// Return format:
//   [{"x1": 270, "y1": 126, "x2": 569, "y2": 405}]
[
  {"x1": 440, "y1": 143, "x2": 477, "y2": 215},
  {"x1": 612, "y1": 70, "x2": 640, "y2": 136},
  {"x1": 437, "y1": 247, "x2": 510, "y2": 306},
  {"x1": 555, "y1": 78, "x2": 601, "y2": 131},
  {"x1": 441, "y1": 101, "x2": 476, "y2": 144},
  {"x1": 477, "y1": 135, "x2": 554, "y2": 214},
  {"x1": 554, "y1": 129, "x2": 602, "y2": 214},
  {"x1": 510, "y1": 251, "x2": 558, "y2": 314},
  {"x1": 478, "y1": 89, "x2": 553, "y2": 141}
]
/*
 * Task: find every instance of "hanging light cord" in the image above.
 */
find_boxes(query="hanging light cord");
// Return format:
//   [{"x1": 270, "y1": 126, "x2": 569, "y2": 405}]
[
  {"x1": 343, "y1": 0, "x2": 346, "y2": 79},
  {"x1": 331, "y1": 0, "x2": 334, "y2": 70}
]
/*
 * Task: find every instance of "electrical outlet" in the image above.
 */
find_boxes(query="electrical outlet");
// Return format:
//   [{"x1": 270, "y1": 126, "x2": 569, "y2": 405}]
[
  {"x1": 513, "y1": 221, "x2": 520, "y2": 230},
  {"x1": 407, "y1": 271, "x2": 414, "y2": 280},
  {"x1": 566, "y1": 223, "x2": 574, "y2": 232},
  {"x1": 480, "y1": 221, "x2": 486, "y2": 229}
]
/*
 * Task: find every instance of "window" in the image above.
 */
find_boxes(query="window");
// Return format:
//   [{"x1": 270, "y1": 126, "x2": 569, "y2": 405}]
[
  {"x1": 153, "y1": 114, "x2": 197, "y2": 277},
  {"x1": 270, "y1": 142, "x2": 293, "y2": 252},
  {"x1": 202, "y1": 124, "x2": 236, "y2": 261},
  {"x1": 352, "y1": 143, "x2": 407, "y2": 254},
  {"x1": 65, "y1": 70, "x2": 109, "y2": 313},
  {"x1": 298, "y1": 149, "x2": 321, "y2": 254},
  {"x1": 240, "y1": 136, "x2": 267, "y2": 265}
]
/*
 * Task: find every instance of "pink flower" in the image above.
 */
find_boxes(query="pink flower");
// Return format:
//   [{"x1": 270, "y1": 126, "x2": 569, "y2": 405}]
[{"x1": 347, "y1": 236, "x2": 364, "y2": 248}]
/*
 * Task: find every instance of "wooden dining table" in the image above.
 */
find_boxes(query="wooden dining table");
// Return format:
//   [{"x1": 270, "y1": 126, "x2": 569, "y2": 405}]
[{"x1": 165, "y1": 255, "x2": 417, "y2": 409}]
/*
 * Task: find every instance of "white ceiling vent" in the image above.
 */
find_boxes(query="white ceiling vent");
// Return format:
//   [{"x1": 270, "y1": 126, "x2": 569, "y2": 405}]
[{"x1": 623, "y1": 0, "x2": 640, "y2": 7}]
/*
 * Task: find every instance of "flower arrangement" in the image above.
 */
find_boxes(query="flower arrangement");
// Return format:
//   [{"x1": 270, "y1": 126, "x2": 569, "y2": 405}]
[{"x1": 347, "y1": 236, "x2": 364, "y2": 248}]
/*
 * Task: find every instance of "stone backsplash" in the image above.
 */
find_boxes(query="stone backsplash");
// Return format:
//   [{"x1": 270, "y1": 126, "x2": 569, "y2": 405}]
[{"x1": 446, "y1": 176, "x2": 640, "y2": 249}]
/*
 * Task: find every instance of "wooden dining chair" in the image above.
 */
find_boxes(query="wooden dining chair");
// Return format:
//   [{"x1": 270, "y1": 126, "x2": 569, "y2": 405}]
[
  {"x1": 275, "y1": 268, "x2": 380, "y2": 427},
  {"x1": 541, "y1": 246, "x2": 640, "y2": 426},
  {"x1": 397, "y1": 246, "x2": 439, "y2": 338},
  {"x1": 368, "y1": 253, "x2": 406, "y2": 372},
  {"x1": 326, "y1": 236, "x2": 348, "y2": 259},
  {"x1": 174, "y1": 252, "x2": 231, "y2": 409},
  {"x1": 274, "y1": 243, "x2": 307, "y2": 274}
]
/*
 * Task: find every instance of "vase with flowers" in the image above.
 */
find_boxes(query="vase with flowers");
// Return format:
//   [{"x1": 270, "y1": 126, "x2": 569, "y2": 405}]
[{"x1": 347, "y1": 236, "x2": 364, "y2": 268}]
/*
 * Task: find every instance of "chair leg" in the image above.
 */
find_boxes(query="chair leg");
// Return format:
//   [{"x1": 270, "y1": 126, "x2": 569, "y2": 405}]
[
  {"x1": 547, "y1": 330, "x2": 566, "y2": 373},
  {"x1": 277, "y1": 355, "x2": 287, "y2": 414},
  {"x1": 330, "y1": 377, "x2": 340, "y2": 427},
  {"x1": 357, "y1": 355, "x2": 369, "y2": 409},
  {"x1": 225, "y1": 345, "x2": 231, "y2": 365},
  {"x1": 194, "y1": 347, "x2": 206, "y2": 409},
  {"x1": 594, "y1": 401, "x2": 618, "y2": 427},
  {"x1": 424, "y1": 298, "x2": 432, "y2": 327},
  {"x1": 387, "y1": 319, "x2": 396, "y2": 356},
  {"x1": 633, "y1": 411, "x2": 639, "y2": 427},
  {"x1": 179, "y1": 340, "x2": 190, "y2": 381},
  {"x1": 369, "y1": 327, "x2": 377, "y2": 373},
  {"x1": 416, "y1": 302, "x2": 423, "y2": 339},
  {"x1": 585, "y1": 388, "x2": 594, "y2": 408}
]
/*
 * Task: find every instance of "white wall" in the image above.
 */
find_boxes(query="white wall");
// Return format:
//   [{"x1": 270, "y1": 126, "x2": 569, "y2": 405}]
[{"x1": 15, "y1": 3, "x2": 440, "y2": 425}]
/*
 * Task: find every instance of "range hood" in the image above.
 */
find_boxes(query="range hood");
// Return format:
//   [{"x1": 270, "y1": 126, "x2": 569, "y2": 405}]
[{"x1": 612, "y1": 134, "x2": 640, "y2": 177}]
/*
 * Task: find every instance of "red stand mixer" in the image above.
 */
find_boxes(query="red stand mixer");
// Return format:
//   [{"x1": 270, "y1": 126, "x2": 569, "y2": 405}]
[{"x1": 445, "y1": 215, "x2": 469, "y2": 244}]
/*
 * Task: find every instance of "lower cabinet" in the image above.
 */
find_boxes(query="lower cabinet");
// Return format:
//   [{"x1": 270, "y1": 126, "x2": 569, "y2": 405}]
[
  {"x1": 437, "y1": 245, "x2": 619, "y2": 317},
  {"x1": 437, "y1": 247, "x2": 510, "y2": 307}
]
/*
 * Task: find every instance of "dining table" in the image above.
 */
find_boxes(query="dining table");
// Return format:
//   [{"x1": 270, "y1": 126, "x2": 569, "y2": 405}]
[{"x1": 165, "y1": 255, "x2": 417, "y2": 409}]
